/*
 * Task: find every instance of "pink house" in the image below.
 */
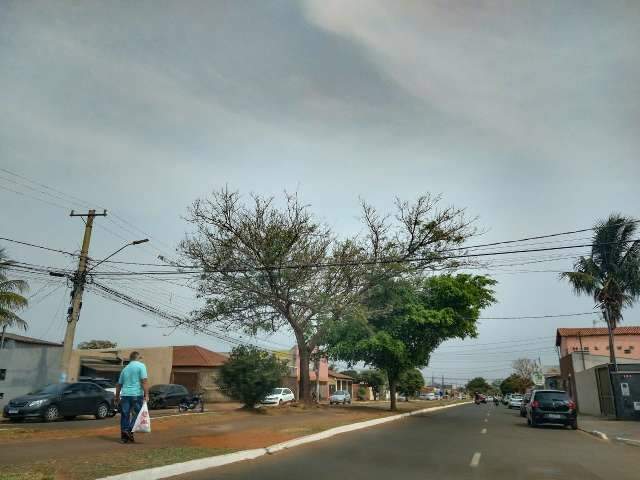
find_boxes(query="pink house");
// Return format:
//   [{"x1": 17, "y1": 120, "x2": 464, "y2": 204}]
[
  {"x1": 556, "y1": 327, "x2": 640, "y2": 358},
  {"x1": 291, "y1": 346, "x2": 330, "y2": 399}
]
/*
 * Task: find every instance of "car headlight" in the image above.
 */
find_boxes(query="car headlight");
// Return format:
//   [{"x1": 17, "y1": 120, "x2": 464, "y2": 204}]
[{"x1": 28, "y1": 399, "x2": 49, "y2": 408}]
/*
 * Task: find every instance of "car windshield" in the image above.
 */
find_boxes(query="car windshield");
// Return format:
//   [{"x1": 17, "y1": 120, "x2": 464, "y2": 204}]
[
  {"x1": 535, "y1": 392, "x2": 570, "y2": 402},
  {"x1": 150, "y1": 385, "x2": 170, "y2": 393},
  {"x1": 270, "y1": 389, "x2": 283, "y2": 395},
  {"x1": 334, "y1": 391, "x2": 345, "y2": 395},
  {"x1": 30, "y1": 384, "x2": 67, "y2": 395}
]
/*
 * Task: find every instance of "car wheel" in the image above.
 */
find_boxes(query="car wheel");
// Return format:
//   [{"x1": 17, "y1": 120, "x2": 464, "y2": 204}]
[
  {"x1": 43, "y1": 405, "x2": 59, "y2": 422},
  {"x1": 278, "y1": 399, "x2": 282, "y2": 406},
  {"x1": 64, "y1": 416, "x2": 77, "y2": 421},
  {"x1": 95, "y1": 402, "x2": 109, "y2": 420},
  {"x1": 571, "y1": 420, "x2": 578, "y2": 430}
]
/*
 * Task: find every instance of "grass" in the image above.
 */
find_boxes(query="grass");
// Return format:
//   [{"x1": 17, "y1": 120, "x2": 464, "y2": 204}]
[{"x1": 0, "y1": 447, "x2": 234, "y2": 480}]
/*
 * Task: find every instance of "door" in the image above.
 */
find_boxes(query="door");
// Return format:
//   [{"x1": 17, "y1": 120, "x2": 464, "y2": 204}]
[
  {"x1": 58, "y1": 384, "x2": 86, "y2": 416},
  {"x1": 83, "y1": 383, "x2": 105, "y2": 413}
]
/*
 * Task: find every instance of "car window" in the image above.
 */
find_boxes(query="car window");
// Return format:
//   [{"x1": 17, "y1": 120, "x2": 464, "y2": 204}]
[
  {"x1": 534, "y1": 391, "x2": 570, "y2": 402},
  {"x1": 284, "y1": 389, "x2": 292, "y2": 395},
  {"x1": 177, "y1": 385, "x2": 188, "y2": 394},
  {"x1": 270, "y1": 388, "x2": 283, "y2": 395}
]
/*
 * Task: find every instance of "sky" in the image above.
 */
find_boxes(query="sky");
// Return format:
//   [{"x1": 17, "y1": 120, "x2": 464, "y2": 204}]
[{"x1": 1, "y1": 0, "x2": 639, "y2": 385}]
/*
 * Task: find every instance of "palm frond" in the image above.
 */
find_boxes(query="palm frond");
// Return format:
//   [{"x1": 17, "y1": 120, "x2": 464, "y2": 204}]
[
  {"x1": 0, "y1": 291, "x2": 29, "y2": 310},
  {"x1": 0, "y1": 309, "x2": 29, "y2": 330},
  {"x1": 0, "y1": 279, "x2": 29, "y2": 294}
]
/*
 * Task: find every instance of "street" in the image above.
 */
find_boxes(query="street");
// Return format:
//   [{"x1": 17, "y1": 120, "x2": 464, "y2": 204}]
[{"x1": 171, "y1": 403, "x2": 640, "y2": 480}]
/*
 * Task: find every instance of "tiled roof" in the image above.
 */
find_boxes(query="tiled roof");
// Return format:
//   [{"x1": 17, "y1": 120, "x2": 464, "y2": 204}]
[
  {"x1": 556, "y1": 327, "x2": 640, "y2": 345},
  {"x1": 172, "y1": 346, "x2": 228, "y2": 367},
  {"x1": 2, "y1": 332, "x2": 62, "y2": 347},
  {"x1": 328, "y1": 370, "x2": 354, "y2": 380}
]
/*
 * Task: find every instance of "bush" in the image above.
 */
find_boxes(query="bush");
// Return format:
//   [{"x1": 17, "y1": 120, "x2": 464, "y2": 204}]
[
  {"x1": 358, "y1": 386, "x2": 367, "y2": 400},
  {"x1": 216, "y1": 345, "x2": 288, "y2": 408}
]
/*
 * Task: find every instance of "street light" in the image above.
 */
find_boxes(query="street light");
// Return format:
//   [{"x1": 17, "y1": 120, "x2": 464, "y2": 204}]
[{"x1": 87, "y1": 238, "x2": 149, "y2": 272}]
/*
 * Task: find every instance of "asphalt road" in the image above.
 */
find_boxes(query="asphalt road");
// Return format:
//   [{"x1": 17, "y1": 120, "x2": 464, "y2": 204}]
[{"x1": 172, "y1": 402, "x2": 640, "y2": 480}]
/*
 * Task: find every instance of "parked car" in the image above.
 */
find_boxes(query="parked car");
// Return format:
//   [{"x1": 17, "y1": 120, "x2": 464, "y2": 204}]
[
  {"x1": 486, "y1": 395, "x2": 494, "y2": 402},
  {"x1": 508, "y1": 394, "x2": 523, "y2": 409},
  {"x1": 502, "y1": 393, "x2": 511, "y2": 406},
  {"x1": 420, "y1": 392, "x2": 437, "y2": 400},
  {"x1": 78, "y1": 376, "x2": 117, "y2": 394},
  {"x1": 526, "y1": 390, "x2": 577, "y2": 429},
  {"x1": 2, "y1": 382, "x2": 114, "y2": 422},
  {"x1": 330, "y1": 390, "x2": 352, "y2": 405},
  {"x1": 520, "y1": 391, "x2": 532, "y2": 417},
  {"x1": 148, "y1": 384, "x2": 190, "y2": 409},
  {"x1": 261, "y1": 387, "x2": 296, "y2": 406}
]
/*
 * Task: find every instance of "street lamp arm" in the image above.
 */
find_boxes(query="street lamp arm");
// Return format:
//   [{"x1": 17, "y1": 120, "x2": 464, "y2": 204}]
[{"x1": 87, "y1": 238, "x2": 149, "y2": 272}]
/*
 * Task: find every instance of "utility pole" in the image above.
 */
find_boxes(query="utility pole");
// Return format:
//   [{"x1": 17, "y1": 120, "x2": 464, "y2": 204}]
[{"x1": 59, "y1": 209, "x2": 107, "y2": 381}]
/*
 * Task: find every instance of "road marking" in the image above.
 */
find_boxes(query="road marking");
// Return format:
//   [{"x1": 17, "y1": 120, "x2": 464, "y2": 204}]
[
  {"x1": 481, "y1": 428, "x2": 487, "y2": 434},
  {"x1": 484, "y1": 418, "x2": 488, "y2": 422},
  {"x1": 470, "y1": 452, "x2": 482, "y2": 467}
]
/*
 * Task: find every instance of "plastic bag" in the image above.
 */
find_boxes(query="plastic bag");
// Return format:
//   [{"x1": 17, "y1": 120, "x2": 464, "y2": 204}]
[{"x1": 132, "y1": 401, "x2": 151, "y2": 433}]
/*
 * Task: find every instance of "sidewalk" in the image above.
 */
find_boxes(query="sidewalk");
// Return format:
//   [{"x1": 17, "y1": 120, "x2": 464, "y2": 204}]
[{"x1": 579, "y1": 415, "x2": 640, "y2": 446}]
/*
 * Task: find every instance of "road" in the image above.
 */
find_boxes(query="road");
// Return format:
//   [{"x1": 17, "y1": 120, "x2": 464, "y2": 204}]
[{"x1": 171, "y1": 402, "x2": 640, "y2": 480}]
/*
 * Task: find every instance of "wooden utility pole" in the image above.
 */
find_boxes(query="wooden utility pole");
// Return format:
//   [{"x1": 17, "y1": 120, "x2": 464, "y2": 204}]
[{"x1": 59, "y1": 209, "x2": 107, "y2": 381}]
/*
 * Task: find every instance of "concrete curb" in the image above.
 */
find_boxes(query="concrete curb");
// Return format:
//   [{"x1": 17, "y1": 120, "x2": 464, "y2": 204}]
[
  {"x1": 581, "y1": 429, "x2": 609, "y2": 441},
  {"x1": 615, "y1": 436, "x2": 640, "y2": 447},
  {"x1": 98, "y1": 401, "x2": 470, "y2": 480}
]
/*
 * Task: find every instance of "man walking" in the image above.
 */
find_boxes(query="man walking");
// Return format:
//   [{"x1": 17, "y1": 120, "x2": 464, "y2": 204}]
[{"x1": 115, "y1": 351, "x2": 149, "y2": 443}]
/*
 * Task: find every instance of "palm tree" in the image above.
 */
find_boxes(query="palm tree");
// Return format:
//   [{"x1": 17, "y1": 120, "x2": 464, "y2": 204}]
[
  {"x1": 560, "y1": 214, "x2": 640, "y2": 369},
  {"x1": 0, "y1": 249, "x2": 29, "y2": 348}
]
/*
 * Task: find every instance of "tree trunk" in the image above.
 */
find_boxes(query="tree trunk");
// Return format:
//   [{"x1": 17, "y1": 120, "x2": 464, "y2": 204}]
[
  {"x1": 298, "y1": 346, "x2": 312, "y2": 405},
  {"x1": 0, "y1": 325, "x2": 6, "y2": 350},
  {"x1": 389, "y1": 377, "x2": 397, "y2": 411},
  {"x1": 604, "y1": 307, "x2": 618, "y2": 371}
]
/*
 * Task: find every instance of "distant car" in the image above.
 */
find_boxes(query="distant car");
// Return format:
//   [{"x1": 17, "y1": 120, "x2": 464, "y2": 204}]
[
  {"x1": 78, "y1": 377, "x2": 117, "y2": 394},
  {"x1": 148, "y1": 384, "x2": 190, "y2": 409},
  {"x1": 520, "y1": 392, "x2": 533, "y2": 417},
  {"x1": 526, "y1": 390, "x2": 577, "y2": 429},
  {"x1": 502, "y1": 394, "x2": 511, "y2": 406},
  {"x1": 261, "y1": 388, "x2": 295, "y2": 406},
  {"x1": 330, "y1": 390, "x2": 352, "y2": 405},
  {"x1": 2, "y1": 382, "x2": 114, "y2": 422},
  {"x1": 486, "y1": 395, "x2": 494, "y2": 402},
  {"x1": 420, "y1": 392, "x2": 437, "y2": 400},
  {"x1": 508, "y1": 394, "x2": 523, "y2": 409}
]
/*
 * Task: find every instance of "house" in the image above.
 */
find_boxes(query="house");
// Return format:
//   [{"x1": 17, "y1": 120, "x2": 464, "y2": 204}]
[
  {"x1": 328, "y1": 370, "x2": 355, "y2": 397},
  {"x1": 0, "y1": 333, "x2": 63, "y2": 408},
  {"x1": 70, "y1": 345, "x2": 230, "y2": 402},
  {"x1": 289, "y1": 346, "x2": 330, "y2": 400}
]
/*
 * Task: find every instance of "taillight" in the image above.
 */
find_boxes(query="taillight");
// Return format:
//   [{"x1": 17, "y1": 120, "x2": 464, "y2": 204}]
[
  {"x1": 568, "y1": 401, "x2": 576, "y2": 410},
  {"x1": 531, "y1": 400, "x2": 540, "y2": 408}
]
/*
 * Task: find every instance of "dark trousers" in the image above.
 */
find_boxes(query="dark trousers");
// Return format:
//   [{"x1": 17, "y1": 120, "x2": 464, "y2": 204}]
[{"x1": 120, "y1": 396, "x2": 143, "y2": 433}]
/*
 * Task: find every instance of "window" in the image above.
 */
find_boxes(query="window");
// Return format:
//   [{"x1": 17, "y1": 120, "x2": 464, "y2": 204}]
[
  {"x1": 624, "y1": 349, "x2": 631, "y2": 354},
  {"x1": 594, "y1": 346, "x2": 599, "y2": 351},
  {"x1": 0, "y1": 369, "x2": 6, "y2": 381},
  {"x1": 583, "y1": 346, "x2": 589, "y2": 352},
  {"x1": 617, "y1": 346, "x2": 622, "y2": 350},
  {"x1": 572, "y1": 346, "x2": 578, "y2": 351}
]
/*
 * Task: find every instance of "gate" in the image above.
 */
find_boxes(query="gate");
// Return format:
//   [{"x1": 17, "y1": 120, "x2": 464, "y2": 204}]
[
  {"x1": 171, "y1": 371, "x2": 199, "y2": 393},
  {"x1": 595, "y1": 366, "x2": 616, "y2": 417},
  {"x1": 610, "y1": 368, "x2": 640, "y2": 421}
]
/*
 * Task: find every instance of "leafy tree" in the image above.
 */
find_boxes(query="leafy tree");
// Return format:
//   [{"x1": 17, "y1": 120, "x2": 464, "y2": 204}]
[
  {"x1": 466, "y1": 377, "x2": 490, "y2": 394},
  {"x1": 398, "y1": 369, "x2": 425, "y2": 401},
  {"x1": 359, "y1": 369, "x2": 387, "y2": 400},
  {"x1": 181, "y1": 189, "x2": 475, "y2": 403},
  {"x1": 500, "y1": 373, "x2": 532, "y2": 394},
  {"x1": 216, "y1": 345, "x2": 288, "y2": 408},
  {"x1": 77, "y1": 340, "x2": 118, "y2": 349},
  {"x1": 560, "y1": 214, "x2": 640, "y2": 368},
  {"x1": 0, "y1": 249, "x2": 29, "y2": 349},
  {"x1": 340, "y1": 370, "x2": 360, "y2": 381},
  {"x1": 325, "y1": 274, "x2": 496, "y2": 410}
]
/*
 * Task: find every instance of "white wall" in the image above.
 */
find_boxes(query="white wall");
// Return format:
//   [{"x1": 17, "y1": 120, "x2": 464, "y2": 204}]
[{"x1": 574, "y1": 367, "x2": 601, "y2": 415}]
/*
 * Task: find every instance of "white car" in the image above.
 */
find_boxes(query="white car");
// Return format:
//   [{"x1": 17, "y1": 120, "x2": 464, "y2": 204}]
[
  {"x1": 329, "y1": 390, "x2": 352, "y2": 405},
  {"x1": 508, "y1": 395, "x2": 523, "y2": 409},
  {"x1": 261, "y1": 388, "x2": 295, "y2": 406},
  {"x1": 420, "y1": 392, "x2": 437, "y2": 400},
  {"x1": 486, "y1": 396, "x2": 494, "y2": 402}
]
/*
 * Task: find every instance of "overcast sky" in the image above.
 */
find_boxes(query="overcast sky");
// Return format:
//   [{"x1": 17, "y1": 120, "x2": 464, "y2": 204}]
[{"x1": 1, "y1": 1, "x2": 639, "y2": 384}]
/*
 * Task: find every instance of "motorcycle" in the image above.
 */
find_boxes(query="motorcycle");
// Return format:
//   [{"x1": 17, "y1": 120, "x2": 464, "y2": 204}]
[{"x1": 178, "y1": 392, "x2": 204, "y2": 413}]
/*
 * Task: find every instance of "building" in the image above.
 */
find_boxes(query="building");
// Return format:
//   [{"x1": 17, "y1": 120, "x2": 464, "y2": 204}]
[
  {"x1": 70, "y1": 345, "x2": 230, "y2": 402},
  {"x1": 0, "y1": 333, "x2": 63, "y2": 408},
  {"x1": 289, "y1": 346, "x2": 330, "y2": 400},
  {"x1": 556, "y1": 327, "x2": 640, "y2": 359},
  {"x1": 328, "y1": 370, "x2": 354, "y2": 396}
]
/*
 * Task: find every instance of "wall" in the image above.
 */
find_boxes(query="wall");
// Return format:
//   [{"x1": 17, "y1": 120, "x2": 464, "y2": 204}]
[
  {"x1": 574, "y1": 367, "x2": 601, "y2": 415},
  {"x1": 171, "y1": 366, "x2": 231, "y2": 402},
  {"x1": 561, "y1": 335, "x2": 640, "y2": 358},
  {"x1": 292, "y1": 347, "x2": 329, "y2": 382},
  {"x1": 0, "y1": 347, "x2": 62, "y2": 408}
]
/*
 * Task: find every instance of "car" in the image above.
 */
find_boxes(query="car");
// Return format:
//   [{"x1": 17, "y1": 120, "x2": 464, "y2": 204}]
[
  {"x1": 2, "y1": 382, "x2": 114, "y2": 422},
  {"x1": 261, "y1": 387, "x2": 295, "y2": 406},
  {"x1": 420, "y1": 392, "x2": 437, "y2": 400},
  {"x1": 502, "y1": 393, "x2": 511, "y2": 406},
  {"x1": 78, "y1": 376, "x2": 117, "y2": 394},
  {"x1": 330, "y1": 390, "x2": 352, "y2": 405},
  {"x1": 148, "y1": 384, "x2": 190, "y2": 409},
  {"x1": 526, "y1": 390, "x2": 577, "y2": 429},
  {"x1": 520, "y1": 391, "x2": 532, "y2": 417},
  {"x1": 508, "y1": 394, "x2": 523, "y2": 409},
  {"x1": 486, "y1": 395, "x2": 494, "y2": 402}
]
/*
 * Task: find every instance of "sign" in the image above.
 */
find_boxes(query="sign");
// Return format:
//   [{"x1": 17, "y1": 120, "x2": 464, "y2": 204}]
[
  {"x1": 531, "y1": 372, "x2": 545, "y2": 386},
  {"x1": 634, "y1": 402, "x2": 640, "y2": 411},
  {"x1": 620, "y1": 383, "x2": 630, "y2": 397}
]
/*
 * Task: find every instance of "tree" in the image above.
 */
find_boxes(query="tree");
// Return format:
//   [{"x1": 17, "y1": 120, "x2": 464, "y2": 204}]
[
  {"x1": 512, "y1": 358, "x2": 538, "y2": 382},
  {"x1": 340, "y1": 370, "x2": 360, "y2": 382},
  {"x1": 398, "y1": 369, "x2": 425, "y2": 401},
  {"x1": 359, "y1": 369, "x2": 387, "y2": 400},
  {"x1": 466, "y1": 377, "x2": 490, "y2": 394},
  {"x1": 500, "y1": 373, "x2": 532, "y2": 394},
  {"x1": 77, "y1": 340, "x2": 118, "y2": 349},
  {"x1": 181, "y1": 189, "x2": 475, "y2": 403},
  {"x1": 0, "y1": 249, "x2": 29, "y2": 349},
  {"x1": 560, "y1": 214, "x2": 640, "y2": 369},
  {"x1": 216, "y1": 345, "x2": 288, "y2": 408},
  {"x1": 325, "y1": 274, "x2": 496, "y2": 410}
]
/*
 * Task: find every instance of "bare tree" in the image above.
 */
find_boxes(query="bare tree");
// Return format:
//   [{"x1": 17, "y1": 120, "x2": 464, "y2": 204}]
[
  {"x1": 512, "y1": 358, "x2": 538, "y2": 382},
  {"x1": 180, "y1": 188, "x2": 475, "y2": 403}
]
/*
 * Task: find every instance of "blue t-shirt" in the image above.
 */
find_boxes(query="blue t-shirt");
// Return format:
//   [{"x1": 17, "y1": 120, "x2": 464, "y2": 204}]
[{"x1": 118, "y1": 360, "x2": 148, "y2": 397}]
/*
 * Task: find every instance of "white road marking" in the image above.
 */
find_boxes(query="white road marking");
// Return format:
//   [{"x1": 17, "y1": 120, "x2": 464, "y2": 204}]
[
  {"x1": 470, "y1": 452, "x2": 482, "y2": 467},
  {"x1": 484, "y1": 418, "x2": 488, "y2": 423},
  {"x1": 481, "y1": 428, "x2": 487, "y2": 434}
]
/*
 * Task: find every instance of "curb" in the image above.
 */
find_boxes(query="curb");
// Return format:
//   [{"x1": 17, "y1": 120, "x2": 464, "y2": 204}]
[
  {"x1": 615, "y1": 436, "x2": 640, "y2": 448},
  {"x1": 581, "y1": 429, "x2": 609, "y2": 441},
  {"x1": 98, "y1": 401, "x2": 470, "y2": 480}
]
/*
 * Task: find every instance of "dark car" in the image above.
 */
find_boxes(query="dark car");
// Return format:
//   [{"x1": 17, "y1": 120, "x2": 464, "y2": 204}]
[
  {"x1": 520, "y1": 391, "x2": 533, "y2": 417},
  {"x1": 526, "y1": 389, "x2": 577, "y2": 429},
  {"x1": 148, "y1": 384, "x2": 190, "y2": 409},
  {"x1": 2, "y1": 382, "x2": 114, "y2": 422}
]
